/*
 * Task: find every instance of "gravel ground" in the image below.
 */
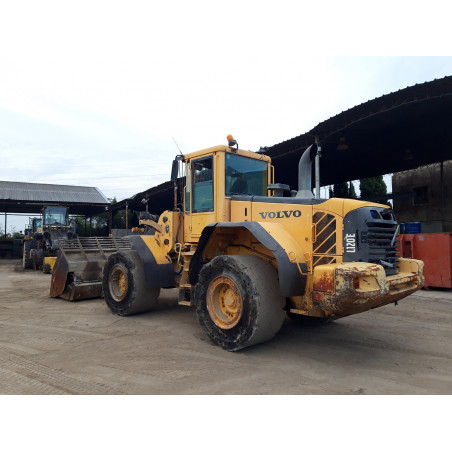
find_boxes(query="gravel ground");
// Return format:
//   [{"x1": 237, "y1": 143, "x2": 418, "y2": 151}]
[{"x1": 1, "y1": 258, "x2": 452, "y2": 395}]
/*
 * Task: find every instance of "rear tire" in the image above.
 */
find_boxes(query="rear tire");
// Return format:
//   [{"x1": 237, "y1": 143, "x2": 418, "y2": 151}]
[
  {"x1": 195, "y1": 255, "x2": 285, "y2": 351},
  {"x1": 23, "y1": 242, "x2": 32, "y2": 269},
  {"x1": 103, "y1": 250, "x2": 160, "y2": 316}
]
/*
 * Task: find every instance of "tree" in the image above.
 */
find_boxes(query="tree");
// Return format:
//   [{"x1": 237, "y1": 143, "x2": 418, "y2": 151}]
[
  {"x1": 72, "y1": 196, "x2": 143, "y2": 237},
  {"x1": 0, "y1": 224, "x2": 20, "y2": 239},
  {"x1": 359, "y1": 176, "x2": 387, "y2": 200},
  {"x1": 330, "y1": 181, "x2": 357, "y2": 199}
]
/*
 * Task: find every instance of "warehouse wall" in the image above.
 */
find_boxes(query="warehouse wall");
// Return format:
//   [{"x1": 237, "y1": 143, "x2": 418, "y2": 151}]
[{"x1": 392, "y1": 160, "x2": 452, "y2": 232}]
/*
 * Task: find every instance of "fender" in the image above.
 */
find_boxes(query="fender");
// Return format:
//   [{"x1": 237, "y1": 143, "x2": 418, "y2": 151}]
[
  {"x1": 129, "y1": 235, "x2": 175, "y2": 288},
  {"x1": 189, "y1": 222, "x2": 308, "y2": 297}
]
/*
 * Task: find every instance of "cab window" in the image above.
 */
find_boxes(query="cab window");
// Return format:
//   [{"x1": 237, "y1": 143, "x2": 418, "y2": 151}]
[
  {"x1": 43, "y1": 207, "x2": 68, "y2": 225},
  {"x1": 225, "y1": 153, "x2": 268, "y2": 196},
  {"x1": 192, "y1": 156, "x2": 214, "y2": 212}
]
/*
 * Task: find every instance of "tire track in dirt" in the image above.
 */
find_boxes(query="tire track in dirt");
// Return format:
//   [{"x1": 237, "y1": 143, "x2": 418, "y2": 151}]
[
  {"x1": 0, "y1": 349, "x2": 123, "y2": 394},
  {"x1": 0, "y1": 320, "x2": 111, "y2": 339}
]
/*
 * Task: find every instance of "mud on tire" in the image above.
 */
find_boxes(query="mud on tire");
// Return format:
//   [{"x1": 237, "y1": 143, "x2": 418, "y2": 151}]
[
  {"x1": 195, "y1": 254, "x2": 285, "y2": 351},
  {"x1": 102, "y1": 250, "x2": 160, "y2": 316}
]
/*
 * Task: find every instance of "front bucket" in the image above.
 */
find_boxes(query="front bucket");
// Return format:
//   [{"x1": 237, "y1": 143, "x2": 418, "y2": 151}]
[{"x1": 50, "y1": 236, "x2": 132, "y2": 301}]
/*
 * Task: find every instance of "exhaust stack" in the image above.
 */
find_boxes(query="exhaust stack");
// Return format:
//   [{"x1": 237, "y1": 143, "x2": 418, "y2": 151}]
[{"x1": 296, "y1": 144, "x2": 318, "y2": 198}]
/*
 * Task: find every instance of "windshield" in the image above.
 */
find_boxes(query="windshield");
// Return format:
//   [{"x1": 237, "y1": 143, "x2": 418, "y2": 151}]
[
  {"x1": 43, "y1": 207, "x2": 68, "y2": 225},
  {"x1": 225, "y1": 153, "x2": 268, "y2": 196}
]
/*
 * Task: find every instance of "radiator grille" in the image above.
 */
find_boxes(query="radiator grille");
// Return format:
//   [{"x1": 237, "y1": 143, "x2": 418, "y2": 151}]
[
  {"x1": 366, "y1": 221, "x2": 399, "y2": 275},
  {"x1": 343, "y1": 207, "x2": 400, "y2": 276},
  {"x1": 313, "y1": 212, "x2": 337, "y2": 268}
]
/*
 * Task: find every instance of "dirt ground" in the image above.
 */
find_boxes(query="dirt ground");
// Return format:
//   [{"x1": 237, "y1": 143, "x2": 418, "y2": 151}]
[{"x1": 1, "y1": 259, "x2": 452, "y2": 395}]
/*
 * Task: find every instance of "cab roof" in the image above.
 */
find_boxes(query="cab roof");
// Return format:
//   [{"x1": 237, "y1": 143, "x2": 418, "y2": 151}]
[{"x1": 184, "y1": 145, "x2": 272, "y2": 163}]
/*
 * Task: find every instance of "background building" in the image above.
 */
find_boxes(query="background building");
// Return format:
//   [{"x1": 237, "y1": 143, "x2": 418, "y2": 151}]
[{"x1": 393, "y1": 161, "x2": 452, "y2": 232}]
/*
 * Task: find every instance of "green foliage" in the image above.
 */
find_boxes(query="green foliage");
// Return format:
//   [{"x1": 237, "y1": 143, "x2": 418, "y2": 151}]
[
  {"x1": 72, "y1": 213, "x2": 108, "y2": 237},
  {"x1": 72, "y1": 207, "x2": 139, "y2": 237},
  {"x1": 45, "y1": 197, "x2": 147, "y2": 238},
  {"x1": 113, "y1": 210, "x2": 126, "y2": 229},
  {"x1": 111, "y1": 211, "x2": 137, "y2": 230},
  {"x1": 0, "y1": 225, "x2": 22, "y2": 239},
  {"x1": 330, "y1": 182, "x2": 357, "y2": 199},
  {"x1": 359, "y1": 176, "x2": 387, "y2": 199}
]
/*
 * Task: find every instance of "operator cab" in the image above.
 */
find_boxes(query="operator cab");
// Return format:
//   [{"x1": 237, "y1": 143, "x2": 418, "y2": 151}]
[
  {"x1": 182, "y1": 147, "x2": 270, "y2": 214},
  {"x1": 43, "y1": 206, "x2": 69, "y2": 226},
  {"x1": 171, "y1": 139, "x2": 272, "y2": 242}
]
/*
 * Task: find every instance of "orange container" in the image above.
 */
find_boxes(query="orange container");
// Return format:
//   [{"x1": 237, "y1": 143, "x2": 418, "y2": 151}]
[{"x1": 398, "y1": 233, "x2": 452, "y2": 289}]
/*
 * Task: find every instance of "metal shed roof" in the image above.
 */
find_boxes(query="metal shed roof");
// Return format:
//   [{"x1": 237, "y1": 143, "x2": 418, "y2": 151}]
[
  {"x1": 265, "y1": 75, "x2": 452, "y2": 189},
  {"x1": 111, "y1": 180, "x2": 174, "y2": 216},
  {"x1": 0, "y1": 181, "x2": 110, "y2": 216}
]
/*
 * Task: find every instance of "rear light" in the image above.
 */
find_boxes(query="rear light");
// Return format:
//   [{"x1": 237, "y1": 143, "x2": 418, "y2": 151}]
[{"x1": 354, "y1": 278, "x2": 360, "y2": 290}]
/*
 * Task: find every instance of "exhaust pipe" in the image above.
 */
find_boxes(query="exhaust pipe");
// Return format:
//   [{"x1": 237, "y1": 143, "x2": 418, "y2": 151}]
[{"x1": 296, "y1": 144, "x2": 318, "y2": 198}]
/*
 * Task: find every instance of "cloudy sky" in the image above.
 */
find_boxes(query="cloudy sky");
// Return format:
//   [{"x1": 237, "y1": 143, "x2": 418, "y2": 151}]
[{"x1": 1, "y1": 1, "x2": 451, "y2": 233}]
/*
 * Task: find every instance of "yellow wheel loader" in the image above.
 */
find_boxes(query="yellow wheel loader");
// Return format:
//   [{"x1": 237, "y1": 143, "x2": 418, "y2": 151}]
[{"x1": 50, "y1": 136, "x2": 424, "y2": 351}]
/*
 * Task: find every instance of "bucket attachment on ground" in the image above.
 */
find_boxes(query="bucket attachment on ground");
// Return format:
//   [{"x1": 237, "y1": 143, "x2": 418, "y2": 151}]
[{"x1": 50, "y1": 236, "x2": 132, "y2": 301}]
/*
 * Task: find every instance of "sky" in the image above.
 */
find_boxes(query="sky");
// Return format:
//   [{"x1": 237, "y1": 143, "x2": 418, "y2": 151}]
[{"x1": 1, "y1": 1, "x2": 452, "y2": 234}]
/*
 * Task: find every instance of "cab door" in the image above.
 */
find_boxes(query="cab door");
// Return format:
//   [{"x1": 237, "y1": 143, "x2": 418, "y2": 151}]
[{"x1": 184, "y1": 154, "x2": 216, "y2": 242}]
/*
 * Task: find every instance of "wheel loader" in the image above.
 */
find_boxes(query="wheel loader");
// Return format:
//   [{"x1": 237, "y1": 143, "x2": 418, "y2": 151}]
[
  {"x1": 24, "y1": 206, "x2": 77, "y2": 272},
  {"x1": 22, "y1": 216, "x2": 41, "y2": 269},
  {"x1": 50, "y1": 136, "x2": 424, "y2": 351}
]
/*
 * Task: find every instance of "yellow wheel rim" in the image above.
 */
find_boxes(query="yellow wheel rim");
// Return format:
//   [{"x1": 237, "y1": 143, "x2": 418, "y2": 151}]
[
  {"x1": 207, "y1": 276, "x2": 243, "y2": 329},
  {"x1": 109, "y1": 264, "x2": 128, "y2": 302}
]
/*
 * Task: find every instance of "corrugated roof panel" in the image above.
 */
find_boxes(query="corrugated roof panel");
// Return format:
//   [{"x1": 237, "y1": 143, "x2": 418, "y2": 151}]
[{"x1": 0, "y1": 181, "x2": 110, "y2": 205}]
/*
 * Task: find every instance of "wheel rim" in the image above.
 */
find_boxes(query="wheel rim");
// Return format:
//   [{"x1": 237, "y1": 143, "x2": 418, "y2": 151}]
[
  {"x1": 109, "y1": 263, "x2": 128, "y2": 302},
  {"x1": 207, "y1": 276, "x2": 243, "y2": 329}
]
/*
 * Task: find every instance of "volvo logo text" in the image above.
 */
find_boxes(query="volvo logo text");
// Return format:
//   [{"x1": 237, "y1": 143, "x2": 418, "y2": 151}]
[{"x1": 258, "y1": 210, "x2": 302, "y2": 219}]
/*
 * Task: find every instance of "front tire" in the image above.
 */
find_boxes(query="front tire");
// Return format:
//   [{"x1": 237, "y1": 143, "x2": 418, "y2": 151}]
[
  {"x1": 195, "y1": 255, "x2": 285, "y2": 351},
  {"x1": 103, "y1": 250, "x2": 160, "y2": 316}
]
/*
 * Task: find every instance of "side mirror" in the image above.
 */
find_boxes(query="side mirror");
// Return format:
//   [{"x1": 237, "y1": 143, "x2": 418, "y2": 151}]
[{"x1": 170, "y1": 159, "x2": 179, "y2": 182}]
